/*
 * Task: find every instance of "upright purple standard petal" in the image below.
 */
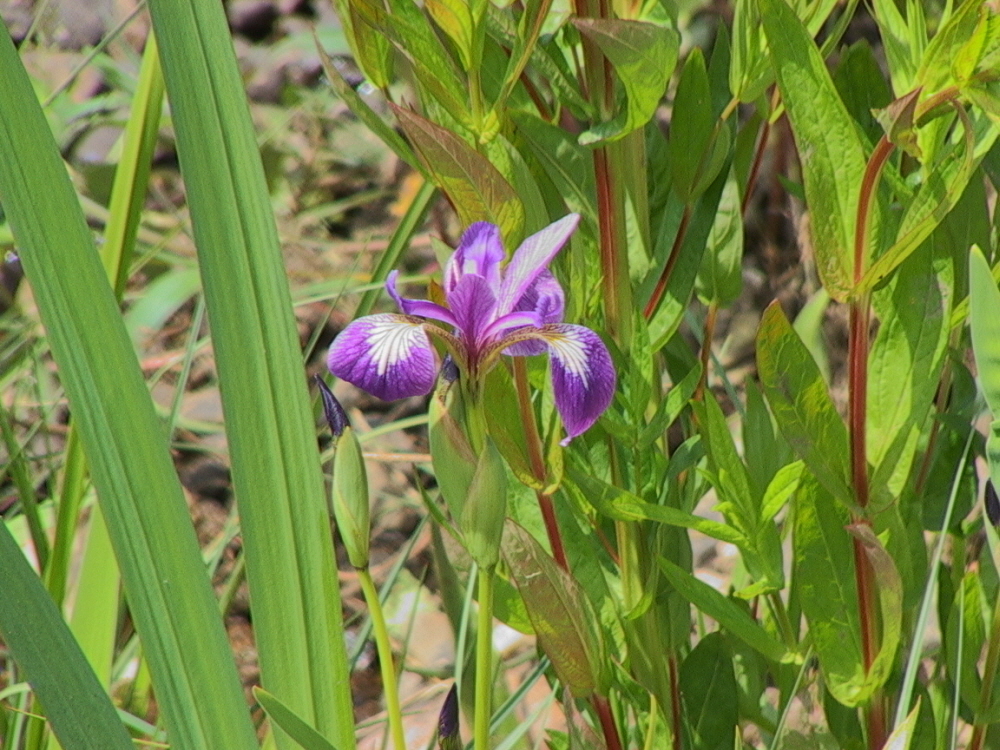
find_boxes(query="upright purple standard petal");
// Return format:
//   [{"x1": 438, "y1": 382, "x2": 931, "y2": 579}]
[
  {"x1": 494, "y1": 214, "x2": 579, "y2": 317},
  {"x1": 328, "y1": 314, "x2": 437, "y2": 401},
  {"x1": 444, "y1": 222, "x2": 504, "y2": 293},
  {"x1": 538, "y1": 324, "x2": 616, "y2": 444}
]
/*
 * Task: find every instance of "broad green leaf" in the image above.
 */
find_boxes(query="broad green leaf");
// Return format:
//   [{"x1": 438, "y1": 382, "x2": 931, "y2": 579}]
[
  {"x1": 944, "y1": 572, "x2": 988, "y2": 713},
  {"x1": 670, "y1": 49, "x2": 714, "y2": 202},
  {"x1": 846, "y1": 524, "x2": 903, "y2": 700},
  {"x1": 680, "y1": 633, "x2": 739, "y2": 750},
  {"x1": 695, "y1": 169, "x2": 743, "y2": 305},
  {"x1": 970, "y1": 246, "x2": 1000, "y2": 417},
  {"x1": 575, "y1": 18, "x2": 680, "y2": 145},
  {"x1": 730, "y1": 0, "x2": 772, "y2": 103},
  {"x1": 760, "y1": 460, "x2": 805, "y2": 522},
  {"x1": 328, "y1": 0, "x2": 392, "y2": 88},
  {"x1": 0, "y1": 524, "x2": 133, "y2": 750},
  {"x1": 0, "y1": 20, "x2": 259, "y2": 750},
  {"x1": 870, "y1": 0, "x2": 926, "y2": 95},
  {"x1": 254, "y1": 688, "x2": 341, "y2": 750},
  {"x1": 567, "y1": 466, "x2": 747, "y2": 547},
  {"x1": 915, "y1": 0, "x2": 995, "y2": 97},
  {"x1": 832, "y1": 41, "x2": 894, "y2": 147},
  {"x1": 425, "y1": 0, "x2": 475, "y2": 69},
  {"x1": 352, "y1": 0, "x2": 471, "y2": 127},
  {"x1": 393, "y1": 106, "x2": 524, "y2": 242},
  {"x1": 511, "y1": 110, "x2": 596, "y2": 222},
  {"x1": 760, "y1": 0, "x2": 868, "y2": 301},
  {"x1": 503, "y1": 520, "x2": 608, "y2": 697},
  {"x1": 756, "y1": 302, "x2": 853, "y2": 506},
  {"x1": 147, "y1": 1, "x2": 355, "y2": 745},
  {"x1": 867, "y1": 237, "x2": 952, "y2": 497},
  {"x1": 658, "y1": 558, "x2": 793, "y2": 664},
  {"x1": 794, "y1": 476, "x2": 865, "y2": 706}
]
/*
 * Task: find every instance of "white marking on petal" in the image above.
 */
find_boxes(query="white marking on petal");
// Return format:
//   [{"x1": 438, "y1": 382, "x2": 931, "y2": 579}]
[
  {"x1": 367, "y1": 318, "x2": 426, "y2": 375},
  {"x1": 545, "y1": 330, "x2": 589, "y2": 378}
]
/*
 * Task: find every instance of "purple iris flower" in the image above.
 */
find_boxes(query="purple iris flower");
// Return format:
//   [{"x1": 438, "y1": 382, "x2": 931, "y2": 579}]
[{"x1": 327, "y1": 214, "x2": 616, "y2": 443}]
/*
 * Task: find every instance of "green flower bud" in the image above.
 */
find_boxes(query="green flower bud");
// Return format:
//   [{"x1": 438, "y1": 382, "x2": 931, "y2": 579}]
[
  {"x1": 429, "y1": 374, "x2": 477, "y2": 520},
  {"x1": 460, "y1": 437, "x2": 507, "y2": 570},
  {"x1": 333, "y1": 426, "x2": 371, "y2": 569}
]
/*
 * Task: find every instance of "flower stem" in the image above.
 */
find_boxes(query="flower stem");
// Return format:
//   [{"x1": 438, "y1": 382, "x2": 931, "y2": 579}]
[
  {"x1": 358, "y1": 567, "x2": 408, "y2": 750},
  {"x1": 474, "y1": 566, "x2": 495, "y2": 750}
]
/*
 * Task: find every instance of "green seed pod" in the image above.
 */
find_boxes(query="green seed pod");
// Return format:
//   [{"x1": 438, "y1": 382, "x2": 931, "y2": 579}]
[
  {"x1": 460, "y1": 437, "x2": 507, "y2": 570},
  {"x1": 333, "y1": 426, "x2": 371, "y2": 570}
]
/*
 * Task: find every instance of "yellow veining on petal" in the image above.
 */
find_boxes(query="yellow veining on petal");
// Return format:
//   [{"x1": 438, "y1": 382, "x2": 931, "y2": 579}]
[{"x1": 368, "y1": 319, "x2": 424, "y2": 375}]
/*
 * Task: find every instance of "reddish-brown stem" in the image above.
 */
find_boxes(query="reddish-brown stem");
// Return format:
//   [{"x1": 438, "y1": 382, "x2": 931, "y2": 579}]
[
  {"x1": 643, "y1": 204, "x2": 691, "y2": 319},
  {"x1": 593, "y1": 694, "x2": 624, "y2": 750},
  {"x1": 695, "y1": 302, "x2": 718, "y2": 401},
  {"x1": 741, "y1": 118, "x2": 771, "y2": 216},
  {"x1": 669, "y1": 654, "x2": 683, "y2": 750},
  {"x1": 511, "y1": 358, "x2": 568, "y2": 569},
  {"x1": 848, "y1": 130, "x2": 896, "y2": 750}
]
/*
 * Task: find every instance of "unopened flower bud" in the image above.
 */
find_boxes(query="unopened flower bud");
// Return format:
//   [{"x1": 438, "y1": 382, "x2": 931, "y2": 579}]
[
  {"x1": 333, "y1": 425, "x2": 371, "y2": 569},
  {"x1": 460, "y1": 437, "x2": 507, "y2": 570},
  {"x1": 315, "y1": 375, "x2": 348, "y2": 438}
]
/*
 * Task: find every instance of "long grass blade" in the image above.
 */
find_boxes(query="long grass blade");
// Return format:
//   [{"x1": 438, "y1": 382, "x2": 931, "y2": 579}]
[
  {"x1": 0, "y1": 22, "x2": 258, "y2": 750},
  {"x1": 145, "y1": 1, "x2": 356, "y2": 746}
]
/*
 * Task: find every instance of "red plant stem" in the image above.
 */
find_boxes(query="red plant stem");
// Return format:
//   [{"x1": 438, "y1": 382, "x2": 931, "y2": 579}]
[
  {"x1": 849, "y1": 132, "x2": 895, "y2": 750},
  {"x1": 511, "y1": 358, "x2": 568, "y2": 569},
  {"x1": 669, "y1": 654, "x2": 683, "y2": 750},
  {"x1": 593, "y1": 694, "x2": 624, "y2": 750},
  {"x1": 695, "y1": 302, "x2": 718, "y2": 401},
  {"x1": 643, "y1": 204, "x2": 691, "y2": 319},
  {"x1": 741, "y1": 118, "x2": 771, "y2": 216}
]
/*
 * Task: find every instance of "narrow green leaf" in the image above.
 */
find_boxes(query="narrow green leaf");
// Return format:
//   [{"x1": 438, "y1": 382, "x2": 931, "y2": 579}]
[
  {"x1": 695, "y1": 169, "x2": 743, "y2": 305},
  {"x1": 147, "y1": 1, "x2": 355, "y2": 746},
  {"x1": 393, "y1": 105, "x2": 524, "y2": 242},
  {"x1": 730, "y1": 0, "x2": 772, "y2": 103},
  {"x1": 680, "y1": 632, "x2": 739, "y2": 750},
  {"x1": 254, "y1": 688, "x2": 341, "y2": 750},
  {"x1": 794, "y1": 476, "x2": 865, "y2": 706},
  {"x1": 316, "y1": 41, "x2": 417, "y2": 167},
  {"x1": 658, "y1": 558, "x2": 792, "y2": 664},
  {"x1": 503, "y1": 520, "x2": 607, "y2": 697},
  {"x1": 425, "y1": 0, "x2": 475, "y2": 68},
  {"x1": 575, "y1": 18, "x2": 680, "y2": 145},
  {"x1": 0, "y1": 523, "x2": 133, "y2": 750},
  {"x1": 870, "y1": 0, "x2": 925, "y2": 95},
  {"x1": 867, "y1": 237, "x2": 952, "y2": 497},
  {"x1": 760, "y1": 460, "x2": 804, "y2": 522},
  {"x1": 970, "y1": 245, "x2": 1000, "y2": 417},
  {"x1": 847, "y1": 524, "x2": 903, "y2": 700},
  {"x1": 670, "y1": 49, "x2": 714, "y2": 202},
  {"x1": 328, "y1": 0, "x2": 392, "y2": 88},
  {"x1": 944, "y1": 572, "x2": 987, "y2": 713},
  {"x1": 756, "y1": 302, "x2": 853, "y2": 506},
  {"x1": 760, "y1": 0, "x2": 868, "y2": 301},
  {"x1": 0, "y1": 20, "x2": 258, "y2": 750},
  {"x1": 884, "y1": 700, "x2": 922, "y2": 750}
]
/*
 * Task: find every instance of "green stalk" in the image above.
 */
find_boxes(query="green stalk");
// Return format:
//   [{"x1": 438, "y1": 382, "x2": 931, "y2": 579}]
[
  {"x1": 474, "y1": 566, "x2": 495, "y2": 750},
  {"x1": 358, "y1": 568, "x2": 407, "y2": 750}
]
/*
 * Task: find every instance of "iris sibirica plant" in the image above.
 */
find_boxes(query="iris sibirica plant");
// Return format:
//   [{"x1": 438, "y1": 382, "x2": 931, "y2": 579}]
[
  {"x1": 327, "y1": 213, "x2": 615, "y2": 446},
  {"x1": 327, "y1": 214, "x2": 615, "y2": 749}
]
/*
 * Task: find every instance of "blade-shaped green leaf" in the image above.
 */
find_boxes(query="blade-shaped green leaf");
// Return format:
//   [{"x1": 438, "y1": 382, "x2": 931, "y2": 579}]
[
  {"x1": 393, "y1": 105, "x2": 524, "y2": 242},
  {"x1": 679, "y1": 632, "x2": 739, "y2": 750},
  {"x1": 503, "y1": 520, "x2": 608, "y2": 697},
  {"x1": 575, "y1": 18, "x2": 680, "y2": 145},
  {"x1": 254, "y1": 688, "x2": 341, "y2": 750},
  {"x1": 795, "y1": 476, "x2": 866, "y2": 706},
  {"x1": 0, "y1": 20, "x2": 258, "y2": 750},
  {"x1": 756, "y1": 301, "x2": 853, "y2": 506},
  {"x1": 0, "y1": 523, "x2": 133, "y2": 750},
  {"x1": 970, "y1": 245, "x2": 1000, "y2": 417},
  {"x1": 146, "y1": 1, "x2": 355, "y2": 747},
  {"x1": 760, "y1": 0, "x2": 868, "y2": 301}
]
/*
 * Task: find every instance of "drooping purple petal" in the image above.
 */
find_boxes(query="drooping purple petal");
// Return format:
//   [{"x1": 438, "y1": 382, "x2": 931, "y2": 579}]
[
  {"x1": 327, "y1": 314, "x2": 437, "y2": 401},
  {"x1": 386, "y1": 271, "x2": 457, "y2": 327},
  {"x1": 494, "y1": 214, "x2": 579, "y2": 317},
  {"x1": 444, "y1": 222, "x2": 504, "y2": 294},
  {"x1": 504, "y1": 269, "x2": 565, "y2": 356},
  {"x1": 536, "y1": 324, "x2": 616, "y2": 444},
  {"x1": 447, "y1": 273, "x2": 498, "y2": 353}
]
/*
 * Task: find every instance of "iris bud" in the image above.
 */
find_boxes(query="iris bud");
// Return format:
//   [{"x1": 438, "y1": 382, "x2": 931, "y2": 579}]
[
  {"x1": 460, "y1": 437, "x2": 507, "y2": 570},
  {"x1": 333, "y1": 425, "x2": 371, "y2": 569}
]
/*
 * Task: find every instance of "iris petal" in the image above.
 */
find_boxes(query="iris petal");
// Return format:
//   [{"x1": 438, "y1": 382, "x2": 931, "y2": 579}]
[
  {"x1": 495, "y1": 214, "x2": 579, "y2": 317},
  {"x1": 505, "y1": 269, "x2": 565, "y2": 356},
  {"x1": 386, "y1": 271, "x2": 457, "y2": 327},
  {"x1": 327, "y1": 314, "x2": 437, "y2": 401},
  {"x1": 447, "y1": 274, "x2": 498, "y2": 352},
  {"x1": 537, "y1": 324, "x2": 616, "y2": 444},
  {"x1": 444, "y1": 222, "x2": 504, "y2": 294}
]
